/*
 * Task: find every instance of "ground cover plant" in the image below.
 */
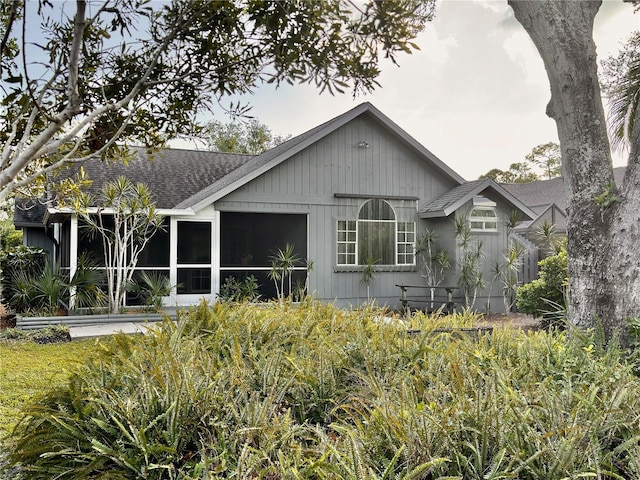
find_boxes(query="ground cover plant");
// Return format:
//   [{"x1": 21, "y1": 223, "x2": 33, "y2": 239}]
[{"x1": 3, "y1": 301, "x2": 640, "y2": 478}]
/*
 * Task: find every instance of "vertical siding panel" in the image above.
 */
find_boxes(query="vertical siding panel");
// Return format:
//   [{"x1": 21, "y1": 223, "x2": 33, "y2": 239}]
[{"x1": 216, "y1": 111, "x2": 471, "y2": 308}]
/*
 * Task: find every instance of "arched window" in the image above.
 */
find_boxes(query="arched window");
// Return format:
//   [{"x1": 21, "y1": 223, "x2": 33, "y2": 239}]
[
  {"x1": 358, "y1": 199, "x2": 396, "y2": 265},
  {"x1": 469, "y1": 206, "x2": 498, "y2": 232},
  {"x1": 336, "y1": 199, "x2": 415, "y2": 266}
]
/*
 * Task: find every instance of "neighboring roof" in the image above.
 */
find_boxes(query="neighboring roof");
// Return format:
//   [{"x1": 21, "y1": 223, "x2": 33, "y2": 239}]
[
  {"x1": 178, "y1": 102, "x2": 466, "y2": 211},
  {"x1": 501, "y1": 166, "x2": 626, "y2": 213},
  {"x1": 513, "y1": 203, "x2": 567, "y2": 230},
  {"x1": 14, "y1": 200, "x2": 49, "y2": 228},
  {"x1": 418, "y1": 178, "x2": 536, "y2": 220}
]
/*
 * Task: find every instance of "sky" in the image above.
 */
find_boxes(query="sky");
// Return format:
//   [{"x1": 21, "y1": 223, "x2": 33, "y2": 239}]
[{"x1": 180, "y1": 0, "x2": 640, "y2": 181}]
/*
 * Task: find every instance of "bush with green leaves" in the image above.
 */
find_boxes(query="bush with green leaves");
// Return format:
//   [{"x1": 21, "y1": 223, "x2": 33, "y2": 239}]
[
  {"x1": 5, "y1": 301, "x2": 640, "y2": 479},
  {"x1": 0, "y1": 246, "x2": 47, "y2": 309},
  {"x1": 0, "y1": 217, "x2": 22, "y2": 252},
  {"x1": 3, "y1": 254, "x2": 106, "y2": 315},
  {"x1": 218, "y1": 274, "x2": 261, "y2": 302},
  {"x1": 0, "y1": 325, "x2": 71, "y2": 344},
  {"x1": 517, "y1": 247, "x2": 568, "y2": 324}
]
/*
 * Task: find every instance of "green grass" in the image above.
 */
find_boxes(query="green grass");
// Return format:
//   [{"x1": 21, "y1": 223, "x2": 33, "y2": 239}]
[{"x1": 0, "y1": 338, "x2": 102, "y2": 439}]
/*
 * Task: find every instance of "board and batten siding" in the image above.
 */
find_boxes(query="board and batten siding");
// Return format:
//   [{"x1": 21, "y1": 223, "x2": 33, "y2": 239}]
[
  {"x1": 215, "y1": 112, "x2": 459, "y2": 308},
  {"x1": 453, "y1": 201, "x2": 520, "y2": 312}
]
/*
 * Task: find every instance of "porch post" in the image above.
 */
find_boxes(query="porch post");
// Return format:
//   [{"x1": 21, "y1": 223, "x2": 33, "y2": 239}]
[
  {"x1": 69, "y1": 214, "x2": 78, "y2": 309},
  {"x1": 169, "y1": 217, "x2": 178, "y2": 302},
  {"x1": 212, "y1": 210, "x2": 220, "y2": 301}
]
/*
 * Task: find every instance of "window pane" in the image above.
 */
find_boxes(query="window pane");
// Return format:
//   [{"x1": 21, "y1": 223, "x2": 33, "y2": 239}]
[
  {"x1": 358, "y1": 221, "x2": 394, "y2": 265},
  {"x1": 358, "y1": 199, "x2": 395, "y2": 221},
  {"x1": 178, "y1": 222, "x2": 211, "y2": 264},
  {"x1": 177, "y1": 268, "x2": 211, "y2": 294},
  {"x1": 137, "y1": 219, "x2": 170, "y2": 267},
  {"x1": 221, "y1": 213, "x2": 306, "y2": 267}
]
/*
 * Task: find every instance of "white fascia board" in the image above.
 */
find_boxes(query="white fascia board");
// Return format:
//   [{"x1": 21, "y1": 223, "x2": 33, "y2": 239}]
[{"x1": 46, "y1": 206, "x2": 195, "y2": 218}]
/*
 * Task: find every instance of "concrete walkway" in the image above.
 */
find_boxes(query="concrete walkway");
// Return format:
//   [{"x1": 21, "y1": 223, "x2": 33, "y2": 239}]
[{"x1": 69, "y1": 321, "x2": 164, "y2": 339}]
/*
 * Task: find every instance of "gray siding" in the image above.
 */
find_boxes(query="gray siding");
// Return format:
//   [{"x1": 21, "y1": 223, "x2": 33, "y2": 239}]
[
  {"x1": 21, "y1": 227, "x2": 54, "y2": 261},
  {"x1": 216, "y1": 113, "x2": 459, "y2": 309}
]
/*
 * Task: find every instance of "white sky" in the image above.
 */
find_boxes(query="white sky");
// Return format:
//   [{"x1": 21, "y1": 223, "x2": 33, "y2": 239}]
[{"x1": 185, "y1": 0, "x2": 640, "y2": 181}]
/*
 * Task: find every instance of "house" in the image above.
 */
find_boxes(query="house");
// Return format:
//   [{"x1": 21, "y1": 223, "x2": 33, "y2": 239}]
[
  {"x1": 501, "y1": 167, "x2": 625, "y2": 253},
  {"x1": 14, "y1": 103, "x2": 536, "y2": 312}
]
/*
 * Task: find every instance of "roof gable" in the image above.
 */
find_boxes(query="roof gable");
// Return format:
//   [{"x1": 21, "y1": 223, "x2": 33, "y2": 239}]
[
  {"x1": 418, "y1": 178, "x2": 536, "y2": 220},
  {"x1": 179, "y1": 102, "x2": 466, "y2": 211}
]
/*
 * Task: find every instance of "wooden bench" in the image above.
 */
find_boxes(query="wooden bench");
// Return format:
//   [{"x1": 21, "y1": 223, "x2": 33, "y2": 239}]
[{"x1": 395, "y1": 284, "x2": 461, "y2": 318}]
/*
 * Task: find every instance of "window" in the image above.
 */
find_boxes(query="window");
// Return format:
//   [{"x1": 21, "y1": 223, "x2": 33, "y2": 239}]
[
  {"x1": 469, "y1": 207, "x2": 498, "y2": 232},
  {"x1": 336, "y1": 199, "x2": 415, "y2": 267},
  {"x1": 397, "y1": 222, "x2": 416, "y2": 265}
]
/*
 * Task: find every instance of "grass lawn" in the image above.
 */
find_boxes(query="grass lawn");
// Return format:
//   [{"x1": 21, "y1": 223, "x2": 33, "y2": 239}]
[{"x1": 0, "y1": 338, "x2": 102, "y2": 440}]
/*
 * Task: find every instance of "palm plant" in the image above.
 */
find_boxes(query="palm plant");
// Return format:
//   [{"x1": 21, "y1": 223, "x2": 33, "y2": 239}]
[
  {"x1": 536, "y1": 219, "x2": 563, "y2": 257},
  {"x1": 415, "y1": 229, "x2": 450, "y2": 309},
  {"x1": 268, "y1": 243, "x2": 301, "y2": 303},
  {"x1": 70, "y1": 253, "x2": 107, "y2": 312},
  {"x1": 601, "y1": 31, "x2": 640, "y2": 152},
  {"x1": 129, "y1": 271, "x2": 173, "y2": 311},
  {"x1": 360, "y1": 255, "x2": 379, "y2": 303},
  {"x1": 455, "y1": 215, "x2": 485, "y2": 309}
]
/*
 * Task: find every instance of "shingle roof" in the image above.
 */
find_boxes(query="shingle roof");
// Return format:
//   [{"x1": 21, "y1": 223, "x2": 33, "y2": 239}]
[
  {"x1": 14, "y1": 147, "x2": 254, "y2": 226},
  {"x1": 419, "y1": 180, "x2": 487, "y2": 216},
  {"x1": 418, "y1": 178, "x2": 536, "y2": 220},
  {"x1": 62, "y1": 147, "x2": 255, "y2": 209},
  {"x1": 14, "y1": 200, "x2": 49, "y2": 227}
]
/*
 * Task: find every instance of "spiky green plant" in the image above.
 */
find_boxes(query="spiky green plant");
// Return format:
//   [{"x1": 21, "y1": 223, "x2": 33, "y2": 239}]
[{"x1": 6, "y1": 301, "x2": 640, "y2": 479}]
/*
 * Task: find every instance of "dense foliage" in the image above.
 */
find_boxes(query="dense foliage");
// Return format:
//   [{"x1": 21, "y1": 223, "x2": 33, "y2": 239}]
[
  {"x1": 517, "y1": 248, "x2": 568, "y2": 325},
  {"x1": 4, "y1": 301, "x2": 640, "y2": 479},
  {"x1": 202, "y1": 119, "x2": 289, "y2": 155},
  {"x1": 0, "y1": 0, "x2": 434, "y2": 202}
]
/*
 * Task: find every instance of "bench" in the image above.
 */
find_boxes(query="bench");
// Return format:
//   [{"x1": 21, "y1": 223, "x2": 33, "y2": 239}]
[{"x1": 395, "y1": 284, "x2": 461, "y2": 318}]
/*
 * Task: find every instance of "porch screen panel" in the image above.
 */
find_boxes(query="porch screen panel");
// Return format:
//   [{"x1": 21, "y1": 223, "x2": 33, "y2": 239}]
[
  {"x1": 177, "y1": 221, "x2": 212, "y2": 295},
  {"x1": 220, "y1": 212, "x2": 307, "y2": 299},
  {"x1": 136, "y1": 219, "x2": 170, "y2": 267}
]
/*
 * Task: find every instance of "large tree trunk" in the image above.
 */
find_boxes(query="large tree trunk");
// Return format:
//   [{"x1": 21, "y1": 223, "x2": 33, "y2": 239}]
[{"x1": 509, "y1": 0, "x2": 640, "y2": 342}]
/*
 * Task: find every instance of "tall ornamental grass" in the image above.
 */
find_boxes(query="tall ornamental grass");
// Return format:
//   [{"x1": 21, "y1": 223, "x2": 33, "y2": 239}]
[{"x1": 5, "y1": 300, "x2": 640, "y2": 479}]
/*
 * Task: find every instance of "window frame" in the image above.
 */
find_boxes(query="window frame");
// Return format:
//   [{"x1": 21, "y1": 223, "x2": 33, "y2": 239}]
[
  {"x1": 336, "y1": 199, "x2": 416, "y2": 267},
  {"x1": 469, "y1": 206, "x2": 499, "y2": 232}
]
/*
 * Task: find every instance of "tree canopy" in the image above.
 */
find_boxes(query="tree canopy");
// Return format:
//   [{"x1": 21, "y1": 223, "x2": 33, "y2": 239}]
[
  {"x1": 0, "y1": 0, "x2": 434, "y2": 203},
  {"x1": 480, "y1": 142, "x2": 561, "y2": 183},
  {"x1": 202, "y1": 119, "x2": 290, "y2": 155}
]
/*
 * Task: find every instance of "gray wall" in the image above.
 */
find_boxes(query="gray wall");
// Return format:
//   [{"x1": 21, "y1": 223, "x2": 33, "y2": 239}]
[{"x1": 216, "y1": 112, "x2": 460, "y2": 310}]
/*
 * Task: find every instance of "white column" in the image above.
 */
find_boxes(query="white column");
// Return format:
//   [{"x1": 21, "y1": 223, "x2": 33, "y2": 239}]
[
  {"x1": 169, "y1": 217, "x2": 178, "y2": 303},
  {"x1": 69, "y1": 214, "x2": 78, "y2": 309},
  {"x1": 212, "y1": 210, "x2": 220, "y2": 302}
]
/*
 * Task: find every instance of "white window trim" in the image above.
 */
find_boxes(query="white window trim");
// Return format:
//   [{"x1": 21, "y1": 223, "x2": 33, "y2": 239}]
[
  {"x1": 335, "y1": 199, "x2": 416, "y2": 267},
  {"x1": 469, "y1": 206, "x2": 498, "y2": 232}
]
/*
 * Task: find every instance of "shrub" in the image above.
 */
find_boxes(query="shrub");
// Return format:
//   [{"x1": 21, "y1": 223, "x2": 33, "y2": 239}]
[
  {"x1": 0, "y1": 246, "x2": 47, "y2": 311},
  {"x1": 5, "y1": 302, "x2": 640, "y2": 479},
  {"x1": 517, "y1": 247, "x2": 568, "y2": 325}
]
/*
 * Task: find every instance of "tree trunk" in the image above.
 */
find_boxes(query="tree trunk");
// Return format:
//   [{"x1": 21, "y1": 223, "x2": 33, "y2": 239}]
[{"x1": 509, "y1": 0, "x2": 640, "y2": 342}]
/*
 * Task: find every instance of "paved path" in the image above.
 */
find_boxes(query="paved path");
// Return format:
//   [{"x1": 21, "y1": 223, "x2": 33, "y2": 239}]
[{"x1": 69, "y1": 321, "x2": 163, "y2": 339}]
